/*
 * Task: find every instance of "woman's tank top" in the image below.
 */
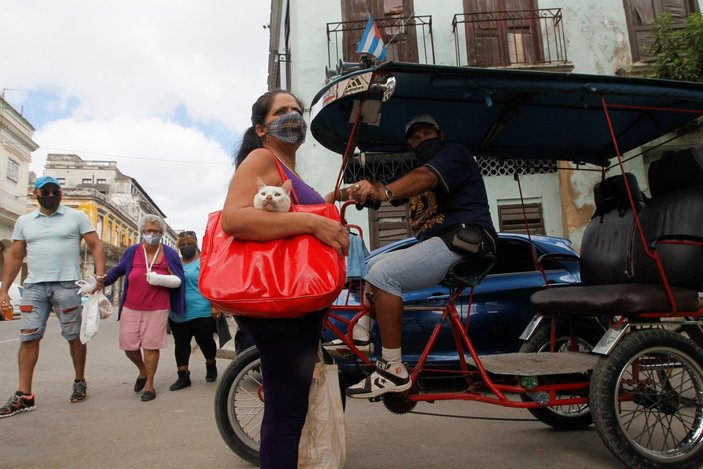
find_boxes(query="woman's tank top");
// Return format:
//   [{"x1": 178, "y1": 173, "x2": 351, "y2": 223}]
[{"x1": 275, "y1": 159, "x2": 325, "y2": 205}]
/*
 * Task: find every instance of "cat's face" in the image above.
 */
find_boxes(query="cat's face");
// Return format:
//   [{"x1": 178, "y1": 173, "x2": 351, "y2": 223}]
[{"x1": 253, "y1": 178, "x2": 293, "y2": 212}]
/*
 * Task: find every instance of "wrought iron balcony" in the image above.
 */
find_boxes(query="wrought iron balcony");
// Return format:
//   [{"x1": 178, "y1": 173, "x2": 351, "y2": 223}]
[
  {"x1": 326, "y1": 15, "x2": 435, "y2": 71},
  {"x1": 452, "y1": 9, "x2": 568, "y2": 68}
]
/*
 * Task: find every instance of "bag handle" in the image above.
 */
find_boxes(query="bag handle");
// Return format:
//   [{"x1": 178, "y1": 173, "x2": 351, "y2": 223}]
[{"x1": 271, "y1": 154, "x2": 300, "y2": 206}]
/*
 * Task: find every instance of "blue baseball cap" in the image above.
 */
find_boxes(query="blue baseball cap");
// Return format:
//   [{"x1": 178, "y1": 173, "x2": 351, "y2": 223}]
[{"x1": 34, "y1": 176, "x2": 61, "y2": 189}]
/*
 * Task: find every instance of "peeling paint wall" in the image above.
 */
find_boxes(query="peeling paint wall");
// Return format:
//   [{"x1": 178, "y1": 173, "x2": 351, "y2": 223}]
[
  {"x1": 558, "y1": 164, "x2": 598, "y2": 251},
  {"x1": 558, "y1": 1, "x2": 632, "y2": 74}
]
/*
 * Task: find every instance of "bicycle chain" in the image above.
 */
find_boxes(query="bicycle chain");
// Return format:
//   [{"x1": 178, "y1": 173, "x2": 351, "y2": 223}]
[{"x1": 408, "y1": 409, "x2": 537, "y2": 422}]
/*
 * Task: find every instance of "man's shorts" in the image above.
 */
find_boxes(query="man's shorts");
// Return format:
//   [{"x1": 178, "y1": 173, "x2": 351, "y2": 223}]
[
  {"x1": 365, "y1": 236, "x2": 464, "y2": 297},
  {"x1": 19, "y1": 281, "x2": 82, "y2": 342}
]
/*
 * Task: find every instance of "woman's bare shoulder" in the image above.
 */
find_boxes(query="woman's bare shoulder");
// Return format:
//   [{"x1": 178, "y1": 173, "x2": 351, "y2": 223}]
[{"x1": 235, "y1": 149, "x2": 280, "y2": 183}]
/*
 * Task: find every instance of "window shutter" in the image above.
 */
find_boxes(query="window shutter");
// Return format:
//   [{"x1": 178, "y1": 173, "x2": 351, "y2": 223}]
[{"x1": 498, "y1": 203, "x2": 545, "y2": 235}]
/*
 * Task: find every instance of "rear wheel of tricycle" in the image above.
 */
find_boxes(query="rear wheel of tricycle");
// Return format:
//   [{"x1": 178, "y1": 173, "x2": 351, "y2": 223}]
[
  {"x1": 519, "y1": 323, "x2": 602, "y2": 430},
  {"x1": 214, "y1": 346, "x2": 262, "y2": 465},
  {"x1": 590, "y1": 329, "x2": 703, "y2": 468}
]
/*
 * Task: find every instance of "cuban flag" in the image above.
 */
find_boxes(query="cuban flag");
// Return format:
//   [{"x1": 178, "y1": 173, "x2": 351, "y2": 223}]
[{"x1": 356, "y1": 16, "x2": 387, "y2": 61}]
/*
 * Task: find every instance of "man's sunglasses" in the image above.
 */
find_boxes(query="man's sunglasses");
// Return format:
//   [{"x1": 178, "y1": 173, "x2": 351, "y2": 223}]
[
  {"x1": 178, "y1": 230, "x2": 196, "y2": 238},
  {"x1": 40, "y1": 189, "x2": 61, "y2": 197}
]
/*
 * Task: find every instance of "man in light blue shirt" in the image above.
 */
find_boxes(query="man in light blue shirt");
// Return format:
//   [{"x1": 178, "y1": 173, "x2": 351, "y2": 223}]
[{"x1": 0, "y1": 176, "x2": 105, "y2": 418}]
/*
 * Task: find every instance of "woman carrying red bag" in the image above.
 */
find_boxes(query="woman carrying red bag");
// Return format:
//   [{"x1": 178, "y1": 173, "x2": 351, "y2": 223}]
[{"x1": 221, "y1": 90, "x2": 349, "y2": 469}]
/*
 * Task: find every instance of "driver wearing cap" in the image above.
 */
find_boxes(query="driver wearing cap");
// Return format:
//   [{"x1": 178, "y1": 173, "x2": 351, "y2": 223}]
[{"x1": 339, "y1": 114, "x2": 497, "y2": 399}]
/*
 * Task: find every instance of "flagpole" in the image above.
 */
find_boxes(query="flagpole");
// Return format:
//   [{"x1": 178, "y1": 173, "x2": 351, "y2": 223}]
[{"x1": 383, "y1": 11, "x2": 415, "y2": 47}]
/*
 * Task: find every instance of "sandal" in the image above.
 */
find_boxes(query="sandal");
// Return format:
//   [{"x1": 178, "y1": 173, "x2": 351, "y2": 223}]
[{"x1": 134, "y1": 377, "x2": 147, "y2": 393}]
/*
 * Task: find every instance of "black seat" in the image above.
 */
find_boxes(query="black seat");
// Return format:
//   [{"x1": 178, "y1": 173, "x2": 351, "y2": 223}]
[
  {"x1": 441, "y1": 251, "x2": 496, "y2": 289},
  {"x1": 532, "y1": 151, "x2": 703, "y2": 316},
  {"x1": 579, "y1": 172, "x2": 643, "y2": 285},
  {"x1": 632, "y1": 147, "x2": 703, "y2": 292}
]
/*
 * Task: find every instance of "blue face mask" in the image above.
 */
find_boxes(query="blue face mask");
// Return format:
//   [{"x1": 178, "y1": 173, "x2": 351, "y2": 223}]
[
  {"x1": 143, "y1": 233, "x2": 162, "y2": 245},
  {"x1": 413, "y1": 137, "x2": 442, "y2": 163},
  {"x1": 266, "y1": 111, "x2": 307, "y2": 145}
]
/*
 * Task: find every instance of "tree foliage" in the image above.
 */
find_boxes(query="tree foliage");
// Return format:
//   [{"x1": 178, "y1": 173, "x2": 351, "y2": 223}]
[{"x1": 650, "y1": 12, "x2": 703, "y2": 82}]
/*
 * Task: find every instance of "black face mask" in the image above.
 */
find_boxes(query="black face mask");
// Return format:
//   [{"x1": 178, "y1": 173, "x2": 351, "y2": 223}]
[
  {"x1": 37, "y1": 195, "x2": 61, "y2": 212},
  {"x1": 179, "y1": 245, "x2": 197, "y2": 260},
  {"x1": 413, "y1": 137, "x2": 443, "y2": 162}
]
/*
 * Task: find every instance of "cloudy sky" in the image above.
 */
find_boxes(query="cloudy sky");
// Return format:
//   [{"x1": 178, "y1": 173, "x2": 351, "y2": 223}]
[{"x1": 0, "y1": 1, "x2": 271, "y2": 241}]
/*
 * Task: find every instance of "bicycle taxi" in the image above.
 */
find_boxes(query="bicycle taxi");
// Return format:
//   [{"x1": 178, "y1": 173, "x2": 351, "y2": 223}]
[{"x1": 215, "y1": 62, "x2": 703, "y2": 468}]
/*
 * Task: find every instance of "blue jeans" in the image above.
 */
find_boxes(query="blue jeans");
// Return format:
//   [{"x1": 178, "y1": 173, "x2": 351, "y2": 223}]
[
  {"x1": 365, "y1": 236, "x2": 464, "y2": 296},
  {"x1": 19, "y1": 281, "x2": 82, "y2": 342},
  {"x1": 234, "y1": 311, "x2": 324, "y2": 469}
]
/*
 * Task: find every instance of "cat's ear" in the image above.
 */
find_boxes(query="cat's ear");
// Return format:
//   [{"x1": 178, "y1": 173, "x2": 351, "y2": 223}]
[
  {"x1": 281, "y1": 179, "x2": 293, "y2": 194},
  {"x1": 257, "y1": 177, "x2": 266, "y2": 190}
]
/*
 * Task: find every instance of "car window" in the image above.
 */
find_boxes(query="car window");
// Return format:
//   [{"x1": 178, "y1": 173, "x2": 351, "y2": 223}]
[{"x1": 490, "y1": 239, "x2": 559, "y2": 275}]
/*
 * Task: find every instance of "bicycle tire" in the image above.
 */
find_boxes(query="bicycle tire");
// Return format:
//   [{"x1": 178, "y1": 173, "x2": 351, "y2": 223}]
[
  {"x1": 590, "y1": 329, "x2": 703, "y2": 468},
  {"x1": 519, "y1": 323, "x2": 601, "y2": 430},
  {"x1": 214, "y1": 346, "x2": 262, "y2": 465}
]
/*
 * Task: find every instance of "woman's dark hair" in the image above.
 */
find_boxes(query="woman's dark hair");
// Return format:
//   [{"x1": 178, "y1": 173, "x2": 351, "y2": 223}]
[{"x1": 234, "y1": 89, "x2": 304, "y2": 168}]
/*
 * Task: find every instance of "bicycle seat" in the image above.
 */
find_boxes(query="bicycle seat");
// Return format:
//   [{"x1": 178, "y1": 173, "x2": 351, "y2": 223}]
[{"x1": 440, "y1": 251, "x2": 496, "y2": 289}]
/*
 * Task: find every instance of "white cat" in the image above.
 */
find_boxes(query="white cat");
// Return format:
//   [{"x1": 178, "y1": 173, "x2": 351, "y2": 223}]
[{"x1": 253, "y1": 177, "x2": 293, "y2": 212}]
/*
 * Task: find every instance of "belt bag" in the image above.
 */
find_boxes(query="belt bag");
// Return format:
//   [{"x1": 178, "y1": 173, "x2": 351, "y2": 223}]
[
  {"x1": 447, "y1": 224, "x2": 485, "y2": 255},
  {"x1": 199, "y1": 205, "x2": 346, "y2": 317}
]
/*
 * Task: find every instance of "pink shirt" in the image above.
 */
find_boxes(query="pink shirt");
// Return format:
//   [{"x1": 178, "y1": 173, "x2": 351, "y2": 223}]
[{"x1": 124, "y1": 246, "x2": 171, "y2": 311}]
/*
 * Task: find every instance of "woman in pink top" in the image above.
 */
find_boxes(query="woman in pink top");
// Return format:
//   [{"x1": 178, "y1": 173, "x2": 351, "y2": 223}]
[{"x1": 99, "y1": 215, "x2": 185, "y2": 402}]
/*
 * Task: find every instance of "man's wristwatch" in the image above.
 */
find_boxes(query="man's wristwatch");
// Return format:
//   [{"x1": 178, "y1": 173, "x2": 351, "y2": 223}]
[{"x1": 383, "y1": 185, "x2": 394, "y2": 202}]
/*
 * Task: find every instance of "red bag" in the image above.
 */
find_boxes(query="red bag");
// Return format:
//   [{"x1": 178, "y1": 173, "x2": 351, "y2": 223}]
[{"x1": 199, "y1": 158, "x2": 346, "y2": 317}]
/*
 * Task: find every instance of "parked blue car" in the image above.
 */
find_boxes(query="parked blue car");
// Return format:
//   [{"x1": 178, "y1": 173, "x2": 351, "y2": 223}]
[
  {"x1": 322, "y1": 232, "x2": 580, "y2": 373},
  {"x1": 235, "y1": 232, "x2": 581, "y2": 369}
]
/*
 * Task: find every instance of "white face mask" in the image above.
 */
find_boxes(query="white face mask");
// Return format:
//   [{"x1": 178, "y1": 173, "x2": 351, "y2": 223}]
[{"x1": 143, "y1": 233, "x2": 162, "y2": 245}]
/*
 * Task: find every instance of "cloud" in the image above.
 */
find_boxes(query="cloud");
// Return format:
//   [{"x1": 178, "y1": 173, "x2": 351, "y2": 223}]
[
  {"x1": 1, "y1": 1, "x2": 269, "y2": 128},
  {"x1": 0, "y1": 0, "x2": 271, "y2": 241}
]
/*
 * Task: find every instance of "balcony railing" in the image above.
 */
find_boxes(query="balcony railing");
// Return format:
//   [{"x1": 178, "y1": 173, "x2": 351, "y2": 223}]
[
  {"x1": 452, "y1": 9, "x2": 567, "y2": 68},
  {"x1": 326, "y1": 15, "x2": 434, "y2": 70}
]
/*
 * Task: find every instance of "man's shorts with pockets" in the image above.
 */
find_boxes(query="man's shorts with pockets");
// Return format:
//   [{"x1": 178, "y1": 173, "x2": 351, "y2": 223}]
[{"x1": 20, "y1": 281, "x2": 82, "y2": 342}]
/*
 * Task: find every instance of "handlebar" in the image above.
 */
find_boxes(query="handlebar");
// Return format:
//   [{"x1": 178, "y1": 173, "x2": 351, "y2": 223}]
[{"x1": 340, "y1": 199, "x2": 381, "y2": 220}]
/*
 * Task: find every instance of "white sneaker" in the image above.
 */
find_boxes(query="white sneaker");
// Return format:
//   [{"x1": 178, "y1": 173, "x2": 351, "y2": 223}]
[
  {"x1": 346, "y1": 358, "x2": 411, "y2": 399},
  {"x1": 322, "y1": 337, "x2": 374, "y2": 358}
]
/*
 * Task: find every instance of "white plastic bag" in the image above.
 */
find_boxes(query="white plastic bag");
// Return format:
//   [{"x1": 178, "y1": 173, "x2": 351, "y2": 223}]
[
  {"x1": 298, "y1": 351, "x2": 346, "y2": 469},
  {"x1": 79, "y1": 291, "x2": 113, "y2": 344},
  {"x1": 97, "y1": 293, "x2": 113, "y2": 319}
]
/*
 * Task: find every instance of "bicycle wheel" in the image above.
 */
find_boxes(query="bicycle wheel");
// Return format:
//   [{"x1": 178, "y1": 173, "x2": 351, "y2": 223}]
[
  {"x1": 214, "y1": 346, "x2": 262, "y2": 465},
  {"x1": 590, "y1": 329, "x2": 703, "y2": 468},
  {"x1": 519, "y1": 323, "x2": 601, "y2": 429}
]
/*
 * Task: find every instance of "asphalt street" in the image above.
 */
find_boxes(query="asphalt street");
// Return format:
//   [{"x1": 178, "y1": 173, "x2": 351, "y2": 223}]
[{"x1": 0, "y1": 316, "x2": 620, "y2": 468}]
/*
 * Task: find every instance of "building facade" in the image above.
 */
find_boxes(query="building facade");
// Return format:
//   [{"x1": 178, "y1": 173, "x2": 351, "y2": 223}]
[
  {"x1": 0, "y1": 95, "x2": 38, "y2": 282},
  {"x1": 44, "y1": 153, "x2": 177, "y2": 247},
  {"x1": 266, "y1": 0, "x2": 702, "y2": 250}
]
